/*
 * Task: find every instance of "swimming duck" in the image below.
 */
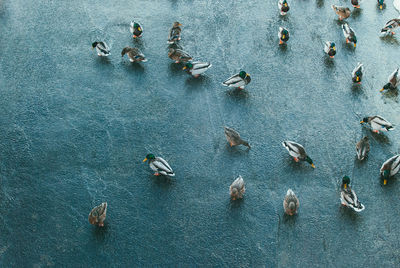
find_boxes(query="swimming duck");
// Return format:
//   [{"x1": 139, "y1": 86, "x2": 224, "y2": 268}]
[
  {"x1": 278, "y1": 0, "x2": 290, "y2": 16},
  {"x1": 340, "y1": 176, "x2": 365, "y2": 212},
  {"x1": 278, "y1": 27, "x2": 290, "y2": 45},
  {"x1": 230, "y1": 175, "x2": 245, "y2": 200},
  {"x1": 324, "y1": 41, "x2": 336, "y2": 58},
  {"x1": 380, "y1": 68, "x2": 399, "y2": 92},
  {"x1": 224, "y1": 126, "x2": 251, "y2": 148},
  {"x1": 130, "y1": 20, "x2": 143, "y2": 38},
  {"x1": 356, "y1": 136, "x2": 369, "y2": 161},
  {"x1": 121, "y1": 47, "x2": 148, "y2": 62},
  {"x1": 88, "y1": 202, "x2": 107, "y2": 227},
  {"x1": 352, "y1": 62, "x2": 364, "y2": 84},
  {"x1": 183, "y1": 61, "x2": 212, "y2": 77},
  {"x1": 377, "y1": 0, "x2": 384, "y2": 10},
  {"x1": 351, "y1": 0, "x2": 360, "y2": 8},
  {"x1": 143, "y1": 154, "x2": 175, "y2": 177},
  {"x1": 222, "y1": 71, "x2": 251, "y2": 90},
  {"x1": 168, "y1": 48, "x2": 192, "y2": 63},
  {"x1": 380, "y1": 19, "x2": 400, "y2": 36},
  {"x1": 91, "y1": 42, "x2": 110, "y2": 57},
  {"x1": 380, "y1": 155, "x2": 400, "y2": 185},
  {"x1": 282, "y1": 141, "x2": 315, "y2": 168},
  {"x1": 168, "y1": 22, "x2": 182, "y2": 44},
  {"x1": 360, "y1": 116, "x2": 394, "y2": 133},
  {"x1": 283, "y1": 189, "x2": 299, "y2": 216},
  {"x1": 342, "y1": 23, "x2": 357, "y2": 47},
  {"x1": 331, "y1": 5, "x2": 351, "y2": 20}
]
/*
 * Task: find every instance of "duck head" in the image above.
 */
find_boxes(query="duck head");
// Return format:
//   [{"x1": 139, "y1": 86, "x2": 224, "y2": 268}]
[
  {"x1": 342, "y1": 176, "x2": 351, "y2": 189},
  {"x1": 380, "y1": 83, "x2": 392, "y2": 92},
  {"x1": 173, "y1": 21, "x2": 182, "y2": 27},
  {"x1": 143, "y1": 154, "x2": 155, "y2": 162},
  {"x1": 330, "y1": 42, "x2": 336, "y2": 50},
  {"x1": 360, "y1": 117, "x2": 369, "y2": 124},
  {"x1": 91, "y1": 42, "x2": 99, "y2": 49},
  {"x1": 305, "y1": 156, "x2": 315, "y2": 168},
  {"x1": 382, "y1": 170, "x2": 390, "y2": 185},
  {"x1": 183, "y1": 62, "x2": 193, "y2": 70},
  {"x1": 239, "y1": 71, "x2": 249, "y2": 79}
]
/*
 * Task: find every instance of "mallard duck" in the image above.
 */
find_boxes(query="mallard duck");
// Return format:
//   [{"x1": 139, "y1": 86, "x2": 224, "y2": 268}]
[
  {"x1": 380, "y1": 155, "x2": 400, "y2": 185},
  {"x1": 324, "y1": 41, "x2": 336, "y2": 58},
  {"x1": 91, "y1": 41, "x2": 110, "y2": 57},
  {"x1": 168, "y1": 48, "x2": 192, "y2": 63},
  {"x1": 352, "y1": 62, "x2": 364, "y2": 84},
  {"x1": 340, "y1": 176, "x2": 365, "y2": 212},
  {"x1": 143, "y1": 154, "x2": 175, "y2": 177},
  {"x1": 183, "y1": 61, "x2": 212, "y2": 77},
  {"x1": 282, "y1": 141, "x2": 315, "y2": 168},
  {"x1": 88, "y1": 202, "x2": 107, "y2": 227},
  {"x1": 380, "y1": 19, "x2": 400, "y2": 36},
  {"x1": 380, "y1": 68, "x2": 399, "y2": 92},
  {"x1": 351, "y1": 0, "x2": 361, "y2": 8},
  {"x1": 356, "y1": 136, "x2": 369, "y2": 160},
  {"x1": 168, "y1": 22, "x2": 182, "y2": 44},
  {"x1": 342, "y1": 23, "x2": 357, "y2": 47},
  {"x1": 222, "y1": 71, "x2": 251, "y2": 90},
  {"x1": 360, "y1": 116, "x2": 394, "y2": 133},
  {"x1": 130, "y1": 20, "x2": 143, "y2": 38},
  {"x1": 121, "y1": 47, "x2": 148, "y2": 62},
  {"x1": 283, "y1": 189, "x2": 299, "y2": 216},
  {"x1": 224, "y1": 126, "x2": 251, "y2": 148},
  {"x1": 278, "y1": 0, "x2": 290, "y2": 15},
  {"x1": 278, "y1": 27, "x2": 290, "y2": 45},
  {"x1": 331, "y1": 5, "x2": 351, "y2": 20},
  {"x1": 377, "y1": 0, "x2": 385, "y2": 10},
  {"x1": 230, "y1": 175, "x2": 245, "y2": 200}
]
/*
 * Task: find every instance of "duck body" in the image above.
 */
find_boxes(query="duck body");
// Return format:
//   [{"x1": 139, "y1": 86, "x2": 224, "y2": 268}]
[
  {"x1": 380, "y1": 19, "x2": 400, "y2": 36},
  {"x1": 282, "y1": 141, "x2": 315, "y2": 168},
  {"x1": 360, "y1": 116, "x2": 394, "y2": 133},
  {"x1": 230, "y1": 175, "x2": 245, "y2": 200},
  {"x1": 143, "y1": 154, "x2": 175, "y2": 177},
  {"x1": 380, "y1": 155, "x2": 400, "y2": 185},
  {"x1": 88, "y1": 202, "x2": 107, "y2": 227},
  {"x1": 356, "y1": 136, "x2": 369, "y2": 160},
  {"x1": 183, "y1": 61, "x2": 212, "y2": 77},
  {"x1": 283, "y1": 189, "x2": 299, "y2": 215},
  {"x1": 92, "y1": 41, "x2": 110, "y2": 56},
  {"x1": 352, "y1": 62, "x2": 364, "y2": 84},
  {"x1": 351, "y1": 0, "x2": 360, "y2": 8},
  {"x1": 324, "y1": 41, "x2": 336, "y2": 58},
  {"x1": 168, "y1": 22, "x2": 182, "y2": 44},
  {"x1": 342, "y1": 23, "x2": 357, "y2": 47},
  {"x1": 222, "y1": 71, "x2": 251, "y2": 89},
  {"x1": 121, "y1": 47, "x2": 147, "y2": 62},
  {"x1": 278, "y1": 0, "x2": 290, "y2": 15},
  {"x1": 340, "y1": 176, "x2": 365, "y2": 212},
  {"x1": 168, "y1": 48, "x2": 192, "y2": 63},
  {"x1": 130, "y1": 21, "x2": 143, "y2": 38},
  {"x1": 278, "y1": 27, "x2": 290, "y2": 44},
  {"x1": 380, "y1": 68, "x2": 399, "y2": 91},
  {"x1": 224, "y1": 126, "x2": 250, "y2": 148},
  {"x1": 332, "y1": 5, "x2": 351, "y2": 20}
]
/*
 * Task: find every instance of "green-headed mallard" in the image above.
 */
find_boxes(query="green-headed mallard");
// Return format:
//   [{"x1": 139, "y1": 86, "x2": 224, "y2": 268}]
[
  {"x1": 224, "y1": 126, "x2": 251, "y2": 148},
  {"x1": 380, "y1": 154, "x2": 400, "y2": 185},
  {"x1": 360, "y1": 116, "x2": 394, "y2": 133},
  {"x1": 380, "y1": 19, "x2": 400, "y2": 36},
  {"x1": 88, "y1": 202, "x2": 107, "y2": 227},
  {"x1": 222, "y1": 71, "x2": 251, "y2": 90},
  {"x1": 340, "y1": 176, "x2": 365, "y2": 212},
  {"x1": 130, "y1": 20, "x2": 143, "y2": 38},
  {"x1": 168, "y1": 48, "x2": 192, "y2": 63},
  {"x1": 283, "y1": 189, "x2": 299, "y2": 215},
  {"x1": 91, "y1": 42, "x2": 110, "y2": 57},
  {"x1": 356, "y1": 136, "x2": 369, "y2": 161},
  {"x1": 278, "y1": 0, "x2": 290, "y2": 15},
  {"x1": 143, "y1": 154, "x2": 175, "y2": 177},
  {"x1": 342, "y1": 23, "x2": 357, "y2": 47},
  {"x1": 121, "y1": 47, "x2": 148, "y2": 63},
  {"x1": 278, "y1": 27, "x2": 290, "y2": 45},
  {"x1": 351, "y1": 0, "x2": 360, "y2": 8},
  {"x1": 183, "y1": 61, "x2": 212, "y2": 77},
  {"x1": 377, "y1": 0, "x2": 385, "y2": 10},
  {"x1": 331, "y1": 5, "x2": 351, "y2": 20},
  {"x1": 352, "y1": 62, "x2": 364, "y2": 84},
  {"x1": 324, "y1": 41, "x2": 336, "y2": 58},
  {"x1": 230, "y1": 175, "x2": 245, "y2": 200},
  {"x1": 168, "y1": 22, "x2": 182, "y2": 44},
  {"x1": 380, "y1": 68, "x2": 399, "y2": 92},
  {"x1": 282, "y1": 141, "x2": 315, "y2": 168}
]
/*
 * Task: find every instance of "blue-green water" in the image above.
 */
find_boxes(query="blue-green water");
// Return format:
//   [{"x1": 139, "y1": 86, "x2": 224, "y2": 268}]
[{"x1": 1, "y1": 0, "x2": 400, "y2": 266}]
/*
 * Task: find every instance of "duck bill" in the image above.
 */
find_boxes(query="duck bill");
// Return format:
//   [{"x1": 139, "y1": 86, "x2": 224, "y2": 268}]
[
  {"x1": 311, "y1": 163, "x2": 316, "y2": 168},
  {"x1": 360, "y1": 120, "x2": 364, "y2": 124},
  {"x1": 379, "y1": 5, "x2": 383, "y2": 10},
  {"x1": 353, "y1": 43, "x2": 356, "y2": 48},
  {"x1": 182, "y1": 66, "x2": 187, "y2": 70},
  {"x1": 384, "y1": 179, "x2": 387, "y2": 185},
  {"x1": 143, "y1": 158, "x2": 148, "y2": 162},
  {"x1": 344, "y1": 184, "x2": 347, "y2": 189},
  {"x1": 379, "y1": 88, "x2": 385, "y2": 92},
  {"x1": 356, "y1": 77, "x2": 359, "y2": 82}
]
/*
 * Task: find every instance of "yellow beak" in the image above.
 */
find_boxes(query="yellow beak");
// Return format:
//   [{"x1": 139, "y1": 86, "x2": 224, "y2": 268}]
[
  {"x1": 311, "y1": 163, "x2": 316, "y2": 168},
  {"x1": 384, "y1": 179, "x2": 387, "y2": 185},
  {"x1": 282, "y1": 35, "x2": 285, "y2": 39},
  {"x1": 179, "y1": 23, "x2": 182, "y2": 26},
  {"x1": 354, "y1": 43, "x2": 356, "y2": 48},
  {"x1": 182, "y1": 66, "x2": 187, "y2": 70},
  {"x1": 333, "y1": 47, "x2": 336, "y2": 51},
  {"x1": 356, "y1": 77, "x2": 359, "y2": 82},
  {"x1": 380, "y1": 88, "x2": 384, "y2": 92},
  {"x1": 360, "y1": 120, "x2": 364, "y2": 124},
  {"x1": 380, "y1": 5, "x2": 383, "y2": 10},
  {"x1": 143, "y1": 158, "x2": 148, "y2": 162},
  {"x1": 344, "y1": 184, "x2": 347, "y2": 189}
]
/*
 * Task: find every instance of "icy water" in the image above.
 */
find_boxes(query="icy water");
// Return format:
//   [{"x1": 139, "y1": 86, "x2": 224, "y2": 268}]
[{"x1": 1, "y1": 0, "x2": 400, "y2": 266}]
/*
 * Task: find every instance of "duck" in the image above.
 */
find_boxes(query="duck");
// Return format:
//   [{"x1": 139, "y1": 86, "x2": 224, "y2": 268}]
[
  {"x1": 283, "y1": 189, "x2": 299, "y2": 216},
  {"x1": 168, "y1": 48, "x2": 192, "y2": 63},
  {"x1": 230, "y1": 175, "x2": 245, "y2": 200},
  {"x1": 278, "y1": 0, "x2": 290, "y2": 16},
  {"x1": 380, "y1": 19, "x2": 400, "y2": 36},
  {"x1": 183, "y1": 61, "x2": 212, "y2": 77},
  {"x1": 352, "y1": 62, "x2": 364, "y2": 84},
  {"x1": 324, "y1": 41, "x2": 336, "y2": 58},
  {"x1": 143, "y1": 154, "x2": 175, "y2": 177},
  {"x1": 88, "y1": 202, "x2": 107, "y2": 227},
  {"x1": 380, "y1": 68, "x2": 399, "y2": 92},
  {"x1": 340, "y1": 176, "x2": 365, "y2": 212},
  {"x1": 278, "y1": 27, "x2": 290, "y2": 45},
  {"x1": 121, "y1": 47, "x2": 148, "y2": 62},
  {"x1": 222, "y1": 71, "x2": 251, "y2": 90},
  {"x1": 168, "y1": 22, "x2": 182, "y2": 44},
  {"x1": 342, "y1": 23, "x2": 357, "y2": 47},
  {"x1": 351, "y1": 0, "x2": 361, "y2": 8},
  {"x1": 380, "y1": 155, "x2": 400, "y2": 185},
  {"x1": 224, "y1": 126, "x2": 251, "y2": 148},
  {"x1": 356, "y1": 136, "x2": 369, "y2": 160},
  {"x1": 282, "y1": 141, "x2": 315, "y2": 168},
  {"x1": 360, "y1": 116, "x2": 394, "y2": 133},
  {"x1": 91, "y1": 41, "x2": 110, "y2": 57},
  {"x1": 130, "y1": 20, "x2": 143, "y2": 38},
  {"x1": 331, "y1": 5, "x2": 351, "y2": 20},
  {"x1": 377, "y1": 0, "x2": 385, "y2": 10}
]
